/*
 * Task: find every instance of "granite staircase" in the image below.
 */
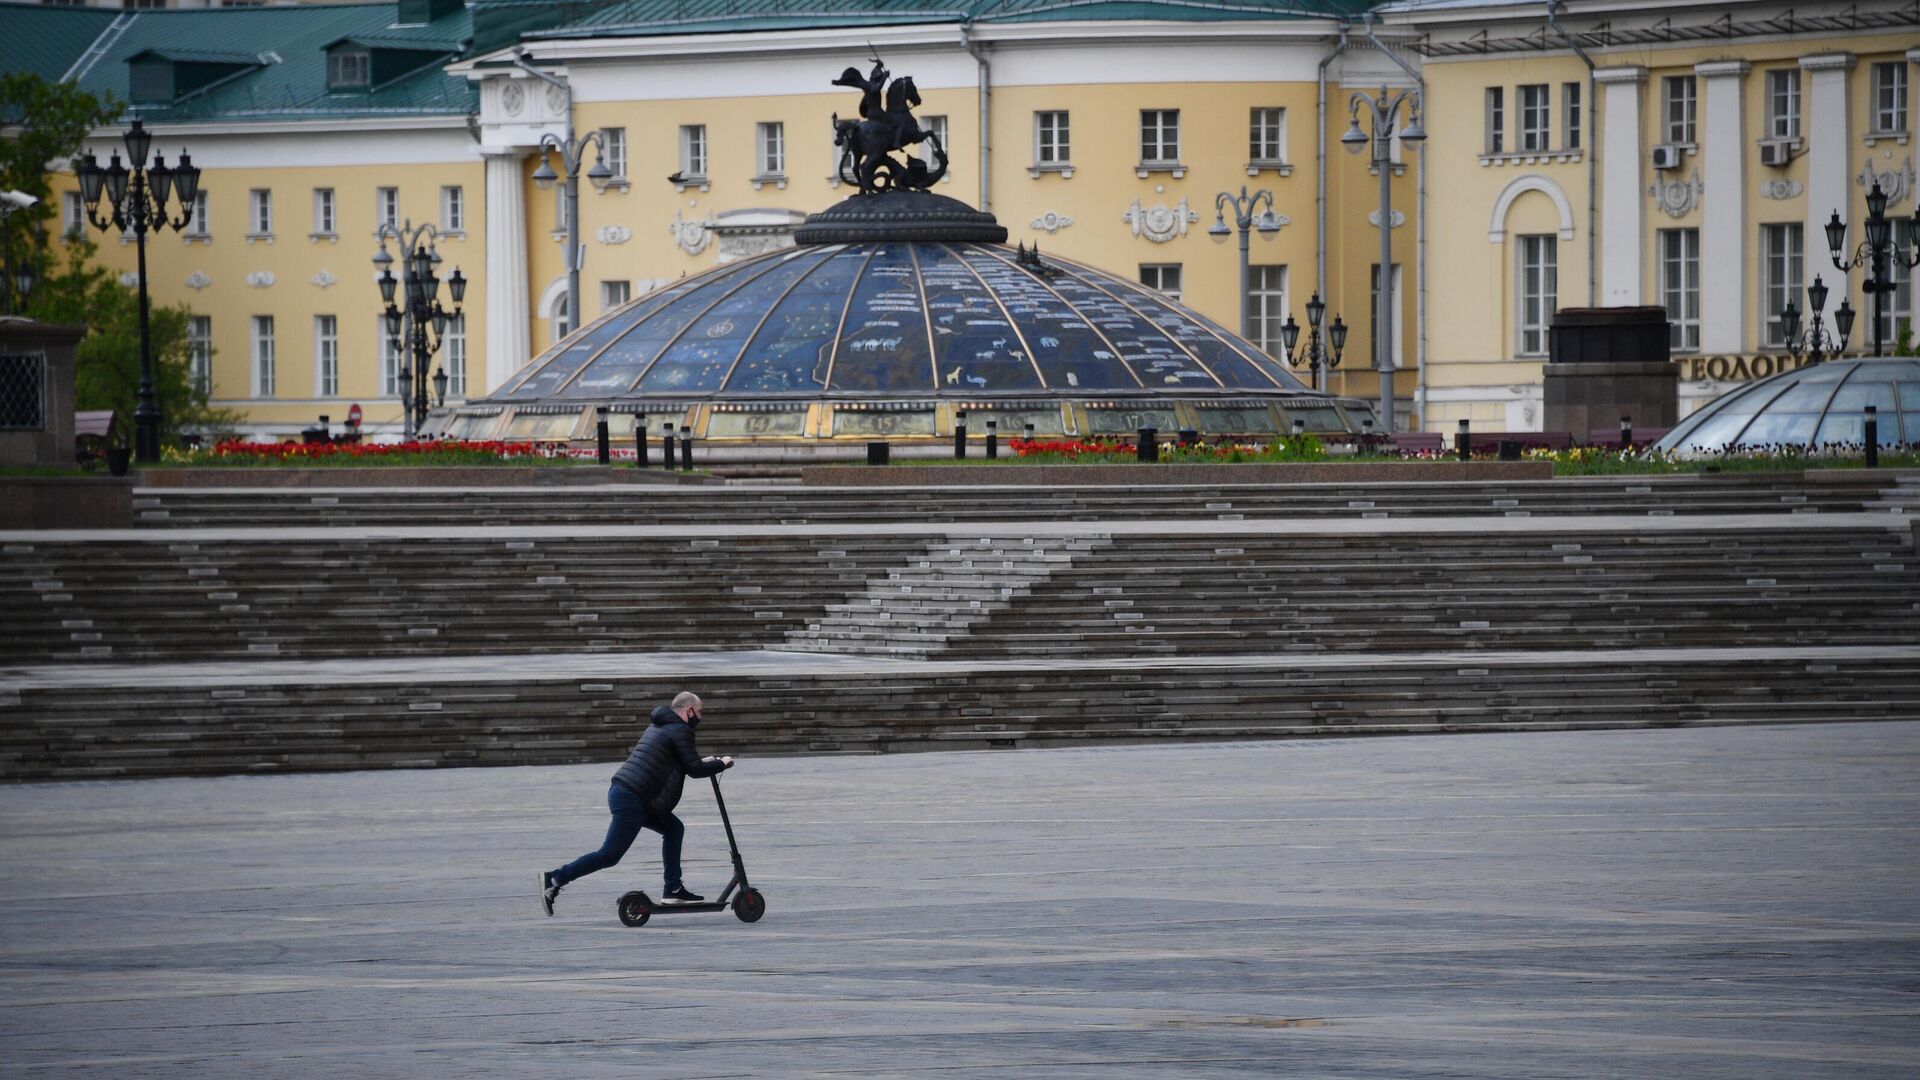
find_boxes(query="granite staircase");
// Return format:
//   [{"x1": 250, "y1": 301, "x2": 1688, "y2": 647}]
[{"x1": 779, "y1": 535, "x2": 1110, "y2": 657}]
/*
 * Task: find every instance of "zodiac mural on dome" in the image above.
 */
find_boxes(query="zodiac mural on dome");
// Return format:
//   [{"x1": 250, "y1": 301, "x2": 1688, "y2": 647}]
[{"x1": 831, "y1": 59, "x2": 948, "y2": 195}]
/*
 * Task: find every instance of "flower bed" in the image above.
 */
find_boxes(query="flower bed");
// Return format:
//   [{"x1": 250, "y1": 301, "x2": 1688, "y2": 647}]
[
  {"x1": 165, "y1": 440, "x2": 579, "y2": 467},
  {"x1": 1008, "y1": 435, "x2": 1328, "y2": 464}
]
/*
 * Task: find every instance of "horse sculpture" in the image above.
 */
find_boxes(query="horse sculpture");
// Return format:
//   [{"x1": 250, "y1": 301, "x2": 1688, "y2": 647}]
[{"x1": 832, "y1": 69, "x2": 948, "y2": 194}]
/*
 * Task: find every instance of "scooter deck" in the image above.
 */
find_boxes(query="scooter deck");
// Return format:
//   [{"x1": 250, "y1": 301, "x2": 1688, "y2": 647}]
[{"x1": 650, "y1": 899, "x2": 726, "y2": 914}]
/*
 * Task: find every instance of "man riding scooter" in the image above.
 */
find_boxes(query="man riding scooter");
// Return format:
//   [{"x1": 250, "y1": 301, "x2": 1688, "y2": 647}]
[{"x1": 541, "y1": 691, "x2": 733, "y2": 915}]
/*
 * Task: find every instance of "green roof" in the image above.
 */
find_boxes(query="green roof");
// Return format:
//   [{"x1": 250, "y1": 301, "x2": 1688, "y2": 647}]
[
  {"x1": 0, "y1": 1, "x2": 479, "y2": 124},
  {"x1": 528, "y1": 0, "x2": 1379, "y2": 36},
  {"x1": 0, "y1": 4, "x2": 120, "y2": 84}
]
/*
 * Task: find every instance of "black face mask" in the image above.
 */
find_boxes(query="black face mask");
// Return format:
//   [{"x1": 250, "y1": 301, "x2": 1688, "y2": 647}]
[{"x1": 686, "y1": 710, "x2": 702, "y2": 728}]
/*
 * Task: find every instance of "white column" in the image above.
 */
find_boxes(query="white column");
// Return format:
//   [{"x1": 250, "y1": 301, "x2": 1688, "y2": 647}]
[
  {"x1": 1909, "y1": 48, "x2": 1920, "y2": 214},
  {"x1": 1697, "y1": 61, "x2": 1750, "y2": 353},
  {"x1": 484, "y1": 151, "x2": 531, "y2": 393},
  {"x1": 1596, "y1": 66, "x2": 1648, "y2": 307},
  {"x1": 1802, "y1": 53, "x2": 1855, "y2": 338}
]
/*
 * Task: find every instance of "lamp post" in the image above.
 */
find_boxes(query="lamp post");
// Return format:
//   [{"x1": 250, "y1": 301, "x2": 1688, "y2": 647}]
[
  {"x1": 1208, "y1": 186, "x2": 1282, "y2": 349},
  {"x1": 73, "y1": 120, "x2": 201, "y2": 463},
  {"x1": 1, "y1": 190, "x2": 40, "y2": 316},
  {"x1": 1823, "y1": 180, "x2": 1920, "y2": 357},
  {"x1": 1341, "y1": 86, "x2": 1426, "y2": 434},
  {"x1": 373, "y1": 221, "x2": 465, "y2": 439},
  {"x1": 1779, "y1": 275, "x2": 1855, "y2": 364},
  {"x1": 1279, "y1": 291, "x2": 1349, "y2": 386}
]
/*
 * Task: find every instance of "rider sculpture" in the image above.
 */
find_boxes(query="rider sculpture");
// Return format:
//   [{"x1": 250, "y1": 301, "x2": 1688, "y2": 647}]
[{"x1": 832, "y1": 60, "x2": 948, "y2": 194}]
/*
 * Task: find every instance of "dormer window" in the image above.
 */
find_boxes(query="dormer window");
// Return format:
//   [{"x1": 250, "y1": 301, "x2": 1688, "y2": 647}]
[
  {"x1": 329, "y1": 50, "x2": 370, "y2": 90},
  {"x1": 126, "y1": 49, "x2": 263, "y2": 105}
]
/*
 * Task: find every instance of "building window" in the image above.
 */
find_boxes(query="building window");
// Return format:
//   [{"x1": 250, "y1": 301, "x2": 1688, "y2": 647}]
[
  {"x1": 552, "y1": 293, "x2": 571, "y2": 343},
  {"x1": 187, "y1": 190, "x2": 209, "y2": 236},
  {"x1": 601, "y1": 279, "x2": 631, "y2": 312},
  {"x1": 62, "y1": 191, "x2": 83, "y2": 240},
  {"x1": 248, "y1": 188, "x2": 272, "y2": 236},
  {"x1": 1140, "y1": 263, "x2": 1182, "y2": 301},
  {"x1": 1876, "y1": 219, "x2": 1912, "y2": 345},
  {"x1": 1663, "y1": 75, "x2": 1696, "y2": 144},
  {"x1": 1140, "y1": 110, "x2": 1180, "y2": 163},
  {"x1": 1370, "y1": 263, "x2": 1405, "y2": 368},
  {"x1": 314, "y1": 315, "x2": 338, "y2": 398},
  {"x1": 680, "y1": 124, "x2": 707, "y2": 178},
  {"x1": 379, "y1": 320, "x2": 402, "y2": 396},
  {"x1": 1767, "y1": 69, "x2": 1801, "y2": 140},
  {"x1": 1563, "y1": 81, "x2": 1582, "y2": 150},
  {"x1": 1485, "y1": 87, "x2": 1505, "y2": 154},
  {"x1": 445, "y1": 313, "x2": 466, "y2": 398},
  {"x1": 1035, "y1": 111, "x2": 1069, "y2": 166},
  {"x1": 1761, "y1": 223, "x2": 1804, "y2": 347},
  {"x1": 328, "y1": 50, "x2": 369, "y2": 90},
  {"x1": 600, "y1": 126, "x2": 627, "y2": 179},
  {"x1": 1874, "y1": 62, "x2": 1909, "y2": 134},
  {"x1": 1518, "y1": 236, "x2": 1557, "y2": 356},
  {"x1": 251, "y1": 315, "x2": 275, "y2": 397},
  {"x1": 440, "y1": 185, "x2": 463, "y2": 232},
  {"x1": 1248, "y1": 265, "x2": 1287, "y2": 357},
  {"x1": 1249, "y1": 107, "x2": 1285, "y2": 163},
  {"x1": 1519, "y1": 85, "x2": 1549, "y2": 151},
  {"x1": 312, "y1": 187, "x2": 334, "y2": 235},
  {"x1": 187, "y1": 315, "x2": 212, "y2": 394},
  {"x1": 757, "y1": 121, "x2": 784, "y2": 177},
  {"x1": 376, "y1": 186, "x2": 398, "y2": 229},
  {"x1": 917, "y1": 115, "x2": 948, "y2": 166},
  {"x1": 1659, "y1": 228, "x2": 1701, "y2": 352}
]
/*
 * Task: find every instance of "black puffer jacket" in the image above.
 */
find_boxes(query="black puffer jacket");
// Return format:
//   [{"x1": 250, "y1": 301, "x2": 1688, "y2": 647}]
[{"x1": 612, "y1": 705, "x2": 726, "y2": 815}]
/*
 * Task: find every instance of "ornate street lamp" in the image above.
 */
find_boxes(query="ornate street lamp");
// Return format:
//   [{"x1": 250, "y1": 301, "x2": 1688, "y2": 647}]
[
  {"x1": 1342, "y1": 86, "x2": 1426, "y2": 433},
  {"x1": 1208, "y1": 186, "x2": 1283, "y2": 357},
  {"x1": 1824, "y1": 180, "x2": 1920, "y2": 356},
  {"x1": 1780, "y1": 274, "x2": 1855, "y2": 363},
  {"x1": 73, "y1": 120, "x2": 201, "y2": 462},
  {"x1": 372, "y1": 221, "x2": 464, "y2": 439},
  {"x1": 512, "y1": 53, "x2": 612, "y2": 335},
  {"x1": 1280, "y1": 291, "x2": 1349, "y2": 385}
]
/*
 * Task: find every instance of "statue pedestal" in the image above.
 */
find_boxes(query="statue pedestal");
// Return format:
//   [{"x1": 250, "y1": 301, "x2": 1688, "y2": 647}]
[{"x1": 1544, "y1": 307, "x2": 1677, "y2": 436}]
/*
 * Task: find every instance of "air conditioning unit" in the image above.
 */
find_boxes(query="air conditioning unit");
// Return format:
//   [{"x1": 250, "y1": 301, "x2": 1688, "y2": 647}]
[
  {"x1": 1759, "y1": 140, "x2": 1795, "y2": 168},
  {"x1": 1651, "y1": 144, "x2": 1683, "y2": 170}
]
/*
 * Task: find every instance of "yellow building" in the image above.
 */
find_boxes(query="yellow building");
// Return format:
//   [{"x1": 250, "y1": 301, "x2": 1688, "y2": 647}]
[{"x1": 15, "y1": 0, "x2": 1919, "y2": 439}]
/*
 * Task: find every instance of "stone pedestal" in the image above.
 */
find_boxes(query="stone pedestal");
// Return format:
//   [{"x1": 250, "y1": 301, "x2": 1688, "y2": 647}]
[
  {"x1": 0, "y1": 319, "x2": 86, "y2": 467},
  {"x1": 1544, "y1": 307, "x2": 1676, "y2": 436}
]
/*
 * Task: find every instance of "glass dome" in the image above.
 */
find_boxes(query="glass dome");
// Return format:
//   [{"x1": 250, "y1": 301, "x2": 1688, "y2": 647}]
[
  {"x1": 496, "y1": 240, "x2": 1310, "y2": 402},
  {"x1": 1654, "y1": 357, "x2": 1920, "y2": 455}
]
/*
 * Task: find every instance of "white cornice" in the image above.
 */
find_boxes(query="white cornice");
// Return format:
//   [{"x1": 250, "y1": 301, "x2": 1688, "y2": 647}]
[
  {"x1": 88, "y1": 115, "x2": 470, "y2": 138},
  {"x1": 455, "y1": 18, "x2": 1355, "y2": 74},
  {"x1": 1380, "y1": 0, "x2": 1856, "y2": 28},
  {"x1": 1694, "y1": 60, "x2": 1752, "y2": 79}
]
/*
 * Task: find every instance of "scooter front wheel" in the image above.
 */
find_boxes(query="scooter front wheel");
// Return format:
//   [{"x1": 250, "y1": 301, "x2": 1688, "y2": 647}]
[
  {"x1": 733, "y1": 887, "x2": 765, "y2": 923},
  {"x1": 618, "y1": 891, "x2": 652, "y2": 927}
]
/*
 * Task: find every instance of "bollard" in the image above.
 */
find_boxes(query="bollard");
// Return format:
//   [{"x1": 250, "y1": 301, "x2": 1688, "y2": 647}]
[
  {"x1": 954, "y1": 410, "x2": 968, "y2": 459},
  {"x1": 661, "y1": 421, "x2": 676, "y2": 471},
  {"x1": 986, "y1": 419, "x2": 998, "y2": 460},
  {"x1": 1023, "y1": 422, "x2": 1035, "y2": 450},
  {"x1": 1136, "y1": 426, "x2": 1158, "y2": 463},
  {"x1": 1456, "y1": 418, "x2": 1471, "y2": 461},
  {"x1": 679, "y1": 425, "x2": 693, "y2": 471},
  {"x1": 634, "y1": 413, "x2": 648, "y2": 467},
  {"x1": 1290, "y1": 418, "x2": 1306, "y2": 441},
  {"x1": 1619, "y1": 414, "x2": 1633, "y2": 449},
  {"x1": 1177, "y1": 428, "x2": 1198, "y2": 447},
  {"x1": 867, "y1": 441, "x2": 890, "y2": 466},
  {"x1": 1865, "y1": 405, "x2": 1879, "y2": 468},
  {"x1": 1362, "y1": 418, "x2": 1374, "y2": 451},
  {"x1": 595, "y1": 406, "x2": 610, "y2": 465}
]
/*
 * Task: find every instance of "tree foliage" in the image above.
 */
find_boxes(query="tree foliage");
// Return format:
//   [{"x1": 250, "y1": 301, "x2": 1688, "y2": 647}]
[
  {"x1": 0, "y1": 73, "x2": 120, "y2": 241},
  {"x1": 29, "y1": 240, "x2": 242, "y2": 444}
]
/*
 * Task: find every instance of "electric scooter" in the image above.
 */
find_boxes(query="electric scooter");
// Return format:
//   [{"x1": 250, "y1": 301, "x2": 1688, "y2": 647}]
[{"x1": 617, "y1": 773, "x2": 764, "y2": 927}]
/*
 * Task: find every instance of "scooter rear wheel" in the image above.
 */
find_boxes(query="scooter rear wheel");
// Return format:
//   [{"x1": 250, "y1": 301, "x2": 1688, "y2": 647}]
[
  {"x1": 618, "y1": 891, "x2": 652, "y2": 927},
  {"x1": 733, "y1": 887, "x2": 765, "y2": 923}
]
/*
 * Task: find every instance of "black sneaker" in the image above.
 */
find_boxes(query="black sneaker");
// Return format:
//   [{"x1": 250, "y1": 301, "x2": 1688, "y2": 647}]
[
  {"x1": 662, "y1": 885, "x2": 704, "y2": 903},
  {"x1": 539, "y1": 872, "x2": 561, "y2": 916}
]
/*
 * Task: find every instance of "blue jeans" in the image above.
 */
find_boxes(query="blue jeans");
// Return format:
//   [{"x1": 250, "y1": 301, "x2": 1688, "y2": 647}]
[{"x1": 550, "y1": 783, "x2": 684, "y2": 891}]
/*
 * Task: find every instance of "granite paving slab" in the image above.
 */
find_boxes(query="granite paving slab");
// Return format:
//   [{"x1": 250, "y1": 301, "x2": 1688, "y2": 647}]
[{"x1": 1, "y1": 722, "x2": 1915, "y2": 1077}]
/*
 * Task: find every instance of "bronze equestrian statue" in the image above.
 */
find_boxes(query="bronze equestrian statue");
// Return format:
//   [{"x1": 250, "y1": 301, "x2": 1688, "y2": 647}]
[{"x1": 831, "y1": 61, "x2": 948, "y2": 194}]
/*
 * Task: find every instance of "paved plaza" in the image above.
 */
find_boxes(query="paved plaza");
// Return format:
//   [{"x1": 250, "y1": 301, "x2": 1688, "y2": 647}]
[{"x1": 1, "y1": 721, "x2": 1916, "y2": 1077}]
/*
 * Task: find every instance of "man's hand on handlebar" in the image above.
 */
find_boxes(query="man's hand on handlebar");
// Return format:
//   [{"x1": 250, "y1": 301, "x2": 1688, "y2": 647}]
[{"x1": 720, "y1": 756, "x2": 735, "y2": 769}]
